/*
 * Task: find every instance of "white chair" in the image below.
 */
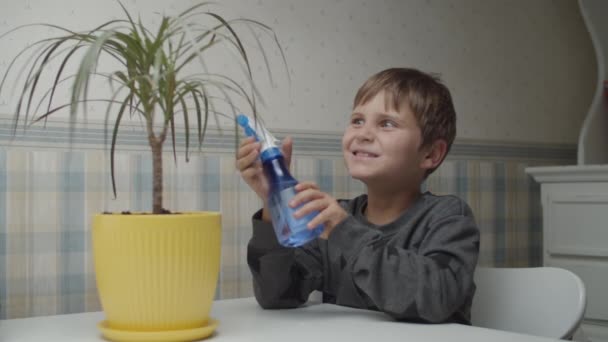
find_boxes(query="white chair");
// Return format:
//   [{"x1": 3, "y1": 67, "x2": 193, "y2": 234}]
[{"x1": 471, "y1": 267, "x2": 586, "y2": 339}]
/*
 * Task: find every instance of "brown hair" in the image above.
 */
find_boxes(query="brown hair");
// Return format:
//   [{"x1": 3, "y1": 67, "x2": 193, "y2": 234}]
[{"x1": 353, "y1": 68, "x2": 457, "y2": 175}]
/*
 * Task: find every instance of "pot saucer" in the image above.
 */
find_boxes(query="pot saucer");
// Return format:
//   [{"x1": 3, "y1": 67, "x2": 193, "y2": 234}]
[{"x1": 97, "y1": 318, "x2": 218, "y2": 342}]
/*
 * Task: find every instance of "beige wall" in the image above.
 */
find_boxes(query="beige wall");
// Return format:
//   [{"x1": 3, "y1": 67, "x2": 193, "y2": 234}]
[{"x1": 0, "y1": 0, "x2": 597, "y2": 144}]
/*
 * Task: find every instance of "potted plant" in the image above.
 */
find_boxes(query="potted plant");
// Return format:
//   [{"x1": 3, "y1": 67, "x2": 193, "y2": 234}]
[{"x1": 1, "y1": 2, "x2": 285, "y2": 341}]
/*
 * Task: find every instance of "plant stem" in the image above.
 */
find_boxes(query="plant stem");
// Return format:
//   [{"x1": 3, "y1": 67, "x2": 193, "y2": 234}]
[
  {"x1": 147, "y1": 108, "x2": 165, "y2": 214},
  {"x1": 150, "y1": 139, "x2": 163, "y2": 214}
]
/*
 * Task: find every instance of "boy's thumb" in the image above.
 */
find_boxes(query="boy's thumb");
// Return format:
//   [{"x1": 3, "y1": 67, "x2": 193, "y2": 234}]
[{"x1": 281, "y1": 136, "x2": 293, "y2": 168}]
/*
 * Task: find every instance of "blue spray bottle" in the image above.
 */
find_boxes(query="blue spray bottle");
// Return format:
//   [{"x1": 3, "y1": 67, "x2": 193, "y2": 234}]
[{"x1": 237, "y1": 114, "x2": 323, "y2": 247}]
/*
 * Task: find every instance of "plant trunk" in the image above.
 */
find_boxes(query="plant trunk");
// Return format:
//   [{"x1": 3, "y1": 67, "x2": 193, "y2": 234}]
[{"x1": 151, "y1": 141, "x2": 163, "y2": 214}]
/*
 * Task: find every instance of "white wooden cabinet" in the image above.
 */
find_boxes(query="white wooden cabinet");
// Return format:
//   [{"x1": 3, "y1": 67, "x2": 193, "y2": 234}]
[
  {"x1": 526, "y1": 166, "x2": 608, "y2": 342},
  {"x1": 526, "y1": 1, "x2": 608, "y2": 340}
]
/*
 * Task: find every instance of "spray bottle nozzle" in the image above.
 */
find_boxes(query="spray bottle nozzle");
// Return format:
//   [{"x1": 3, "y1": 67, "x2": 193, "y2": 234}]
[
  {"x1": 237, "y1": 114, "x2": 259, "y2": 141},
  {"x1": 237, "y1": 114, "x2": 281, "y2": 160}
]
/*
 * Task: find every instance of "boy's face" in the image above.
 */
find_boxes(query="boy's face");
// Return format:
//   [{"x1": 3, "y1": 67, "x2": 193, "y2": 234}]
[{"x1": 342, "y1": 91, "x2": 429, "y2": 188}]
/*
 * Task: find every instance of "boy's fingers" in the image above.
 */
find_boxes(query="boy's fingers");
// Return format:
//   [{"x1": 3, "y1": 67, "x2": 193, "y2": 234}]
[
  {"x1": 290, "y1": 188, "x2": 322, "y2": 207},
  {"x1": 240, "y1": 167, "x2": 260, "y2": 180},
  {"x1": 239, "y1": 136, "x2": 257, "y2": 147},
  {"x1": 295, "y1": 181, "x2": 319, "y2": 191},
  {"x1": 236, "y1": 141, "x2": 260, "y2": 159},
  {"x1": 294, "y1": 198, "x2": 327, "y2": 219},
  {"x1": 235, "y1": 149, "x2": 259, "y2": 171},
  {"x1": 235, "y1": 149, "x2": 256, "y2": 170},
  {"x1": 306, "y1": 207, "x2": 329, "y2": 229},
  {"x1": 282, "y1": 136, "x2": 293, "y2": 167}
]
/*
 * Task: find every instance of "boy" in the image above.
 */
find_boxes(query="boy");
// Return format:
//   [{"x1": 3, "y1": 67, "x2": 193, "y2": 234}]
[{"x1": 235, "y1": 68, "x2": 480, "y2": 324}]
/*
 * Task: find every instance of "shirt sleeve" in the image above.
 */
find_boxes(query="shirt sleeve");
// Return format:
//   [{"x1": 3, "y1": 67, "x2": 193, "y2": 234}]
[
  {"x1": 328, "y1": 203, "x2": 480, "y2": 323},
  {"x1": 247, "y1": 209, "x2": 325, "y2": 309}
]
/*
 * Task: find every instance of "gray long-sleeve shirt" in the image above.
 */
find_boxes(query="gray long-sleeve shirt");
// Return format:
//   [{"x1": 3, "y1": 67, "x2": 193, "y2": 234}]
[{"x1": 247, "y1": 192, "x2": 480, "y2": 324}]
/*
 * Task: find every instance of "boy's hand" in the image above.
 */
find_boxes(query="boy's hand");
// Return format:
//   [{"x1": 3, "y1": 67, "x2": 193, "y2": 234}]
[
  {"x1": 235, "y1": 136, "x2": 293, "y2": 201},
  {"x1": 290, "y1": 182, "x2": 348, "y2": 239}
]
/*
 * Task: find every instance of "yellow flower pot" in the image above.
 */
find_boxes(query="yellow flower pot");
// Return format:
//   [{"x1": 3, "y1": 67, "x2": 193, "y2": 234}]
[{"x1": 92, "y1": 212, "x2": 221, "y2": 342}]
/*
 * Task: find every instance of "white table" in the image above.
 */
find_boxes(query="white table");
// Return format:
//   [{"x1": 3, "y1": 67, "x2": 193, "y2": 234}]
[{"x1": 0, "y1": 297, "x2": 561, "y2": 342}]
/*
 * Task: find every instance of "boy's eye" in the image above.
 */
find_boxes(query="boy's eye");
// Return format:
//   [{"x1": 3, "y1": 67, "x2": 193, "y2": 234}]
[
  {"x1": 381, "y1": 120, "x2": 396, "y2": 128},
  {"x1": 351, "y1": 118, "x2": 364, "y2": 126}
]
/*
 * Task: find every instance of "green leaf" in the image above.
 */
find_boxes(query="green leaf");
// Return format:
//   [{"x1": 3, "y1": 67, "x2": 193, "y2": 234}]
[
  {"x1": 3, "y1": 1, "x2": 289, "y2": 212},
  {"x1": 110, "y1": 94, "x2": 132, "y2": 198}
]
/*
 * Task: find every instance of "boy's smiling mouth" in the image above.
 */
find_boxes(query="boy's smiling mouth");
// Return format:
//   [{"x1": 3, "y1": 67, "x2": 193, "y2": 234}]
[{"x1": 352, "y1": 150, "x2": 379, "y2": 158}]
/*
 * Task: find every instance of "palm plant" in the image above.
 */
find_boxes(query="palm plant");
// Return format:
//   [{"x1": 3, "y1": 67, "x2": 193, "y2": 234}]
[{"x1": 1, "y1": 2, "x2": 286, "y2": 214}]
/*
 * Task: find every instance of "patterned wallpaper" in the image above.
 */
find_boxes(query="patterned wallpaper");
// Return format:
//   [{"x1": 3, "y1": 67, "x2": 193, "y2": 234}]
[
  {"x1": 0, "y1": 0, "x2": 597, "y2": 145},
  {"x1": 0, "y1": 0, "x2": 588, "y2": 319}
]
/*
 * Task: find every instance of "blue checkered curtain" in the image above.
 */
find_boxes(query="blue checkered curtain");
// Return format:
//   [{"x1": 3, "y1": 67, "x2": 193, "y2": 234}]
[{"x1": 0, "y1": 148, "x2": 558, "y2": 319}]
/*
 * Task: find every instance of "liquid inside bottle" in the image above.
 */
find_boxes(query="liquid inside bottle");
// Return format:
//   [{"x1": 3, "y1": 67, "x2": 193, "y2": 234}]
[{"x1": 263, "y1": 154, "x2": 323, "y2": 247}]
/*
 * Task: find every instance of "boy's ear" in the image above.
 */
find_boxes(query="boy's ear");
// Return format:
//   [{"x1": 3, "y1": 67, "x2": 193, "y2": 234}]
[{"x1": 420, "y1": 140, "x2": 448, "y2": 171}]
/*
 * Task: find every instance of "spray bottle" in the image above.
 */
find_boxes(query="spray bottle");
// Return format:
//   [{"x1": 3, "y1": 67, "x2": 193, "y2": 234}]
[{"x1": 237, "y1": 114, "x2": 323, "y2": 247}]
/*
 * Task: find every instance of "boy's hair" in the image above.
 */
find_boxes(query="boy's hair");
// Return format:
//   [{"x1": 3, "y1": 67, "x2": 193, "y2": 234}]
[{"x1": 353, "y1": 67, "x2": 457, "y2": 176}]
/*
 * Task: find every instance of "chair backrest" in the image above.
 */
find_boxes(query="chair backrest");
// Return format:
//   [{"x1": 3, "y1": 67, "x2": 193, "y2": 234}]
[{"x1": 471, "y1": 267, "x2": 586, "y2": 339}]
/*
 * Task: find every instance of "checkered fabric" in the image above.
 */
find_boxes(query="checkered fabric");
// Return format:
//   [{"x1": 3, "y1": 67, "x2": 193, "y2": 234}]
[{"x1": 0, "y1": 120, "x2": 573, "y2": 318}]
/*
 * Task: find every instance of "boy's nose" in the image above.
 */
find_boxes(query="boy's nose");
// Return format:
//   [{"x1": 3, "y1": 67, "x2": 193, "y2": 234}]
[{"x1": 355, "y1": 126, "x2": 374, "y2": 142}]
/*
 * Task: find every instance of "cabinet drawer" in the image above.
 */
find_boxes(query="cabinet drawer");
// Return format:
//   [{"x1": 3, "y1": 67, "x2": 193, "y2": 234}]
[{"x1": 546, "y1": 194, "x2": 608, "y2": 257}]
